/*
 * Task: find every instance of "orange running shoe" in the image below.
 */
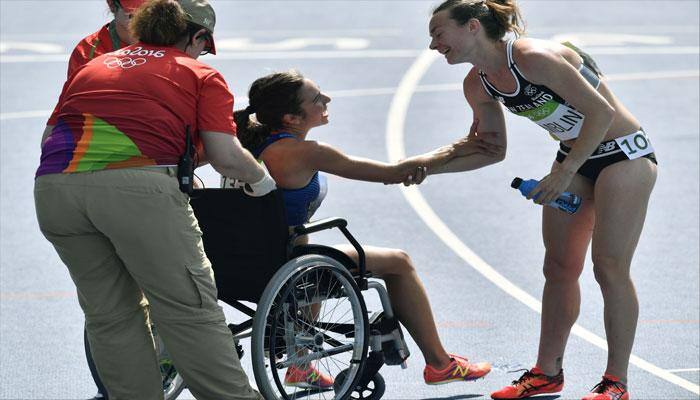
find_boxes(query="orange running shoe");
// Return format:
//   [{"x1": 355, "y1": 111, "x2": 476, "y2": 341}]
[
  {"x1": 581, "y1": 374, "x2": 629, "y2": 400},
  {"x1": 424, "y1": 354, "x2": 491, "y2": 385},
  {"x1": 284, "y1": 364, "x2": 334, "y2": 389},
  {"x1": 491, "y1": 367, "x2": 564, "y2": 399}
]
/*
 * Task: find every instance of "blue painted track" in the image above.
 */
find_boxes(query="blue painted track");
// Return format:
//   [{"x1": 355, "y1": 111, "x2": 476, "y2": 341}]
[{"x1": 1, "y1": 1, "x2": 698, "y2": 399}]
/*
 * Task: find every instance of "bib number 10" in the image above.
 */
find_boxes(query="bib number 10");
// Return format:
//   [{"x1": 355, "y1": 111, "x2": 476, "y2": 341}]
[{"x1": 614, "y1": 131, "x2": 654, "y2": 160}]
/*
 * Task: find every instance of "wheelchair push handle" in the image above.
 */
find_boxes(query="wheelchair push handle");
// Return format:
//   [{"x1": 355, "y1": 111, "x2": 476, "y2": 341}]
[{"x1": 293, "y1": 217, "x2": 367, "y2": 278}]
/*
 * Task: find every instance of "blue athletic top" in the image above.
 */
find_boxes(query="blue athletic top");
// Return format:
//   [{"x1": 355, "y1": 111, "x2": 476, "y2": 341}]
[
  {"x1": 478, "y1": 39, "x2": 601, "y2": 141},
  {"x1": 253, "y1": 133, "x2": 328, "y2": 226}
]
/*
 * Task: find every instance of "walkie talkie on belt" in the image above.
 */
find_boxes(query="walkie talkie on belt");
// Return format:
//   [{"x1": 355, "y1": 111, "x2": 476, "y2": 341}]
[{"x1": 177, "y1": 126, "x2": 194, "y2": 194}]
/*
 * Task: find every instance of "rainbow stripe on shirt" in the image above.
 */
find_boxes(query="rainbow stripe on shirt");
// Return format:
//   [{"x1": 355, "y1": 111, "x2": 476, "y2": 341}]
[{"x1": 36, "y1": 114, "x2": 156, "y2": 177}]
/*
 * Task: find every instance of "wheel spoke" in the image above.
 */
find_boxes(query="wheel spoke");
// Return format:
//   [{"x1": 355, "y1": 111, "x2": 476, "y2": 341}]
[{"x1": 253, "y1": 259, "x2": 367, "y2": 400}]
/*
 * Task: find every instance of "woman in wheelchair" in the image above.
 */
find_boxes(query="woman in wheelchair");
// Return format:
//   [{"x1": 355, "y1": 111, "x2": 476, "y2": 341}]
[{"x1": 222, "y1": 70, "x2": 495, "y2": 390}]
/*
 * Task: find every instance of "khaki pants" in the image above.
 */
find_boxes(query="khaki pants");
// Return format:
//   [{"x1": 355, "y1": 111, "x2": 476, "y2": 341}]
[{"x1": 34, "y1": 168, "x2": 262, "y2": 400}]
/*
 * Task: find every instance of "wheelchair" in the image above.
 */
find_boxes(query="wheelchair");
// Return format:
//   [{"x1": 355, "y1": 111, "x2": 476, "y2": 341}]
[{"x1": 85, "y1": 188, "x2": 410, "y2": 400}]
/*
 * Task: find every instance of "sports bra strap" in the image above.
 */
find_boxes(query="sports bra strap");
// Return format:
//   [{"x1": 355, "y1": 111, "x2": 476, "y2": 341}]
[
  {"x1": 477, "y1": 71, "x2": 495, "y2": 100},
  {"x1": 506, "y1": 38, "x2": 516, "y2": 67},
  {"x1": 266, "y1": 132, "x2": 296, "y2": 142},
  {"x1": 253, "y1": 132, "x2": 297, "y2": 158}
]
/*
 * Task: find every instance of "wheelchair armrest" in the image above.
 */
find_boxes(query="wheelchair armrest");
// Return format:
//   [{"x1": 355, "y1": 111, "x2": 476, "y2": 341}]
[
  {"x1": 294, "y1": 217, "x2": 347, "y2": 235},
  {"x1": 290, "y1": 217, "x2": 367, "y2": 281}
]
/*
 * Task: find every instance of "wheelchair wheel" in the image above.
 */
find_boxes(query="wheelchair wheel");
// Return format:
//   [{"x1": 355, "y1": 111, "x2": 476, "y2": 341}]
[
  {"x1": 252, "y1": 254, "x2": 369, "y2": 400},
  {"x1": 84, "y1": 325, "x2": 186, "y2": 400},
  {"x1": 334, "y1": 369, "x2": 385, "y2": 400}
]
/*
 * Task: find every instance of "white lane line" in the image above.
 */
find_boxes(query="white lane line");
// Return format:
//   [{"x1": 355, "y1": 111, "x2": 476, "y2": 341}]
[
  {"x1": 2, "y1": 46, "x2": 699, "y2": 63},
  {"x1": 385, "y1": 49, "x2": 700, "y2": 396},
  {"x1": 535, "y1": 25, "x2": 700, "y2": 34},
  {"x1": 3, "y1": 69, "x2": 698, "y2": 121},
  {"x1": 588, "y1": 46, "x2": 699, "y2": 55},
  {"x1": 0, "y1": 110, "x2": 53, "y2": 121},
  {"x1": 0, "y1": 29, "x2": 405, "y2": 41},
  {"x1": 208, "y1": 49, "x2": 423, "y2": 60},
  {"x1": 667, "y1": 368, "x2": 700, "y2": 373},
  {"x1": 2, "y1": 25, "x2": 697, "y2": 41},
  {"x1": 0, "y1": 50, "x2": 423, "y2": 63},
  {"x1": 606, "y1": 70, "x2": 700, "y2": 81},
  {"x1": 328, "y1": 70, "x2": 700, "y2": 97}
]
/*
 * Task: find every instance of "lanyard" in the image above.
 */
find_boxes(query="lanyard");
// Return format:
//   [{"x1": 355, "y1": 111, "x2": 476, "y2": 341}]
[{"x1": 107, "y1": 20, "x2": 121, "y2": 50}]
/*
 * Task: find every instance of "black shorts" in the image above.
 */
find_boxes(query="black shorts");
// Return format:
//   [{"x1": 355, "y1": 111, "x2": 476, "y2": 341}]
[{"x1": 555, "y1": 138, "x2": 657, "y2": 182}]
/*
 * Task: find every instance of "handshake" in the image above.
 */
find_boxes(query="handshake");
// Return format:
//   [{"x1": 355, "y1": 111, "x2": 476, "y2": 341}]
[
  {"x1": 388, "y1": 120, "x2": 504, "y2": 186},
  {"x1": 384, "y1": 162, "x2": 428, "y2": 187},
  {"x1": 219, "y1": 120, "x2": 504, "y2": 193}
]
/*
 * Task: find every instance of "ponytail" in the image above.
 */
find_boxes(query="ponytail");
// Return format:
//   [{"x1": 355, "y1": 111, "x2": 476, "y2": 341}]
[
  {"x1": 434, "y1": 0, "x2": 525, "y2": 41},
  {"x1": 234, "y1": 108, "x2": 271, "y2": 152},
  {"x1": 235, "y1": 70, "x2": 306, "y2": 152},
  {"x1": 485, "y1": 0, "x2": 524, "y2": 38}
]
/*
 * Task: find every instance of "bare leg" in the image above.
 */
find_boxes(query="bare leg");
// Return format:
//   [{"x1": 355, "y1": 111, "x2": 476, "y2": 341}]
[
  {"x1": 335, "y1": 244, "x2": 452, "y2": 369},
  {"x1": 591, "y1": 157, "x2": 656, "y2": 383},
  {"x1": 536, "y1": 165, "x2": 596, "y2": 376}
]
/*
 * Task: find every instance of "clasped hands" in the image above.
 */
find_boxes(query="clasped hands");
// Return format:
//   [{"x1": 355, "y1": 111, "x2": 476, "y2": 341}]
[{"x1": 384, "y1": 119, "x2": 503, "y2": 186}]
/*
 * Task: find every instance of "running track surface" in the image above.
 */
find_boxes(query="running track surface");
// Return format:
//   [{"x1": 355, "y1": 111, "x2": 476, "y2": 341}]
[{"x1": 1, "y1": 1, "x2": 698, "y2": 399}]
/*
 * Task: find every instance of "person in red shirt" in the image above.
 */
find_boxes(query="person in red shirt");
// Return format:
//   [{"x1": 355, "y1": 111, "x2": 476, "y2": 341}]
[
  {"x1": 48, "y1": 0, "x2": 148, "y2": 151},
  {"x1": 66, "y1": 0, "x2": 147, "y2": 78},
  {"x1": 34, "y1": 1, "x2": 270, "y2": 399},
  {"x1": 54, "y1": 2, "x2": 147, "y2": 399}
]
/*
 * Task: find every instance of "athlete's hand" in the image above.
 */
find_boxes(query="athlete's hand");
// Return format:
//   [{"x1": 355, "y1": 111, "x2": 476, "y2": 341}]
[
  {"x1": 403, "y1": 165, "x2": 427, "y2": 186},
  {"x1": 382, "y1": 160, "x2": 426, "y2": 185},
  {"x1": 388, "y1": 158, "x2": 428, "y2": 186},
  {"x1": 528, "y1": 167, "x2": 575, "y2": 205}
]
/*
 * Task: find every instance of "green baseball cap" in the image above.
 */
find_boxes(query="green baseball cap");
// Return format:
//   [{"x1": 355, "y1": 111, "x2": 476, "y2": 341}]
[{"x1": 178, "y1": 0, "x2": 217, "y2": 54}]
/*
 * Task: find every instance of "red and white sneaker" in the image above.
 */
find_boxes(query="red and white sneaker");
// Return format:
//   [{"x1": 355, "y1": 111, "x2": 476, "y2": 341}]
[
  {"x1": 424, "y1": 354, "x2": 491, "y2": 385},
  {"x1": 284, "y1": 364, "x2": 334, "y2": 389},
  {"x1": 582, "y1": 374, "x2": 629, "y2": 400},
  {"x1": 491, "y1": 367, "x2": 564, "y2": 399}
]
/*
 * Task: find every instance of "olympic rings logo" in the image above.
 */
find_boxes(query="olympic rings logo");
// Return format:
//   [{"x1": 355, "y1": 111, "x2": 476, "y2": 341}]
[
  {"x1": 524, "y1": 84, "x2": 539, "y2": 97},
  {"x1": 103, "y1": 56, "x2": 147, "y2": 69}
]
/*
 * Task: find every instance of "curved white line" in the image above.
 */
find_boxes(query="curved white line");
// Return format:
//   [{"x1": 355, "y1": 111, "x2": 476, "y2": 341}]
[{"x1": 385, "y1": 49, "x2": 700, "y2": 395}]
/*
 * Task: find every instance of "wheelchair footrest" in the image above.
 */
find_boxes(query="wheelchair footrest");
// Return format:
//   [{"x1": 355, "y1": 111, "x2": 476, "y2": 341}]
[{"x1": 368, "y1": 313, "x2": 411, "y2": 366}]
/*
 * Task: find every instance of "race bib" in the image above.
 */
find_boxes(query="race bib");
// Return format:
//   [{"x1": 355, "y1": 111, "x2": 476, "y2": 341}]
[
  {"x1": 614, "y1": 130, "x2": 654, "y2": 160},
  {"x1": 221, "y1": 175, "x2": 245, "y2": 189}
]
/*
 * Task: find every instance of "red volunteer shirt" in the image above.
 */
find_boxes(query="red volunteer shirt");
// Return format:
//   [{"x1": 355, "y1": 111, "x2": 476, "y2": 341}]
[
  {"x1": 48, "y1": 22, "x2": 123, "y2": 126},
  {"x1": 38, "y1": 43, "x2": 236, "y2": 176},
  {"x1": 67, "y1": 22, "x2": 120, "y2": 79}
]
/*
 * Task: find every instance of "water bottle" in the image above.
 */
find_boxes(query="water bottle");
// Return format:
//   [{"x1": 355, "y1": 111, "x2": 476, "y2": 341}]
[{"x1": 510, "y1": 177, "x2": 582, "y2": 214}]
